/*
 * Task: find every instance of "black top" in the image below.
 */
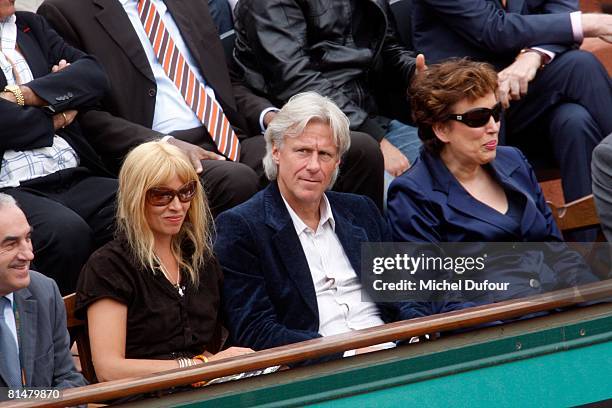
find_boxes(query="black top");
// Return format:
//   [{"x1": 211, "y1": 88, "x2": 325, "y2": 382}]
[{"x1": 76, "y1": 236, "x2": 224, "y2": 359}]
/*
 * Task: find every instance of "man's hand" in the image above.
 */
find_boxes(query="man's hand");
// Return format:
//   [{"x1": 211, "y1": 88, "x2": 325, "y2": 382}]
[
  {"x1": 380, "y1": 137, "x2": 410, "y2": 177},
  {"x1": 53, "y1": 109, "x2": 77, "y2": 130},
  {"x1": 167, "y1": 137, "x2": 225, "y2": 174},
  {"x1": 263, "y1": 110, "x2": 277, "y2": 127},
  {"x1": 0, "y1": 91, "x2": 17, "y2": 103},
  {"x1": 51, "y1": 59, "x2": 71, "y2": 73},
  {"x1": 497, "y1": 51, "x2": 541, "y2": 109}
]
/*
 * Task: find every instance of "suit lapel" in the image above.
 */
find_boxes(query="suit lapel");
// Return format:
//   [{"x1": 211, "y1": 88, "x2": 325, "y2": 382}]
[
  {"x1": 265, "y1": 185, "x2": 319, "y2": 318},
  {"x1": 15, "y1": 25, "x2": 46, "y2": 80},
  {"x1": 93, "y1": 0, "x2": 155, "y2": 83},
  {"x1": 13, "y1": 288, "x2": 36, "y2": 387},
  {"x1": 490, "y1": 159, "x2": 540, "y2": 237},
  {"x1": 425, "y1": 152, "x2": 520, "y2": 237},
  {"x1": 332, "y1": 203, "x2": 368, "y2": 277}
]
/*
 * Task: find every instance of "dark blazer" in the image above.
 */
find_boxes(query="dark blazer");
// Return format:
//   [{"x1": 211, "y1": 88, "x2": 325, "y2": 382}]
[
  {"x1": 215, "y1": 183, "x2": 465, "y2": 356},
  {"x1": 0, "y1": 12, "x2": 110, "y2": 176},
  {"x1": 38, "y1": 0, "x2": 273, "y2": 172},
  {"x1": 0, "y1": 271, "x2": 85, "y2": 389},
  {"x1": 387, "y1": 147, "x2": 598, "y2": 302},
  {"x1": 412, "y1": 0, "x2": 578, "y2": 69}
]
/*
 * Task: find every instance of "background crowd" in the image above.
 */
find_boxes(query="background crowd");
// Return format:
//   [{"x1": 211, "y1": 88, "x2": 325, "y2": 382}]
[{"x1": 1, "y1": 0, "x2": 610, "y2": 392}]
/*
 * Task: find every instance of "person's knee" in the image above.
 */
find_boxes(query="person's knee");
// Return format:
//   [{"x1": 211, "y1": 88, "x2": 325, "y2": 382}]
[
  {"x1": 344, "y1": 132, "x2": 383, "y2": 171},
  {"x1": 30, "y1": 211, "x2": 93, "y2": 293},
  {"x1": 35, "y1": 212, "x2": 93, "y2": 260},
  {"x1": 562, "y1": 50, "x2": 604, "y2": 73},
  {"x1": 549, "y1": 103, "x2": 600, "y2": 148},
  {"x1": 205, "y1": 163, "x2": 259, "y2": 216}
]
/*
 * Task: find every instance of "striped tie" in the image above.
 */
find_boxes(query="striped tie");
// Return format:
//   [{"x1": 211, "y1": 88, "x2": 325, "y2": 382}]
[{"x1": 138, "y1": 0, "x2": 241, "y2": 161}]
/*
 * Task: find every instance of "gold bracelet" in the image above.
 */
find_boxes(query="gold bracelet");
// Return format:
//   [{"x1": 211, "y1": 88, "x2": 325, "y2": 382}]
[
  {"x1": 193, "y1": 354, "x2": 209, "y2": 364},
  {"x1": 4, "y1": 85, "x2": 25, "y2": 106}
]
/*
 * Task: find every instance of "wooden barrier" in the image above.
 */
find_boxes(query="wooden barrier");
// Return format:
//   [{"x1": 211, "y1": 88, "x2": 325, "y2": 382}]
[{"x1": 5, "y1": 279, "x2": 612, "y2": 408}]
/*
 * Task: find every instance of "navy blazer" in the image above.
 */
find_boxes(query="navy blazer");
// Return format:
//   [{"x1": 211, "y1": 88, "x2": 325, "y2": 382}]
[
  {"x1": 412, "y1": 0, "x2": 577, "y2": 69},
  {"x1": 0, "y1": 272, "x2": 85, "y2": 389},
  {"x1": 387, "y1": 147, "x2": 597, "y2": 302},
  {"x1": 215, "y1": 183, "x2": 462, "y2": 357},
  {"x1": 0, "y1": 12, "x2": 110, "y2": 176}
]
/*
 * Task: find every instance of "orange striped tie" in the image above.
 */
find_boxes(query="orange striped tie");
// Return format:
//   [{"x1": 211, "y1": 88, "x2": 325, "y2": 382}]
[{"x1": 138, "y1": 0, "x2": 240, "y2": 161}]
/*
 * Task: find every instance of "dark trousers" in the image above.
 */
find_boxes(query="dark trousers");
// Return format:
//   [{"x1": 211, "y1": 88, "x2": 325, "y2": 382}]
[
  {"x1": 335, "y1": 131, "x2": 385, "y2": 212},
  {"x1": 3, "y1": 168, "x2": 117, "y2": 294},
  {"x1": 506, "y1": 50, "x2": 611, "y2": 204}
]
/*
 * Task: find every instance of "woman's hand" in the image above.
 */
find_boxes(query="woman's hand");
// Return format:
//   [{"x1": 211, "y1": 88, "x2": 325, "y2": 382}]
[{"x1": 206, "y1": 347, "x2": 254, "y2": 362}]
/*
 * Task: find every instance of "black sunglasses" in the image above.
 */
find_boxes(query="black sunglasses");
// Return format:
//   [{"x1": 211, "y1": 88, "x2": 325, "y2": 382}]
[
  {"x1": 446, "y1": 102, "x2": 503, "y2": 128},
  {"x1": 146, "y1": 180, "x2": 198, "y2": 206}
]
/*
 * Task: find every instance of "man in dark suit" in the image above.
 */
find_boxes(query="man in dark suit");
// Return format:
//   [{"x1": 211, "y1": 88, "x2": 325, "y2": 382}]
[
  {"x1": 412, "y1": 0, "x2": 612, "y2": 226},
  {"x1": 215, "y1": 93, "x2": 464, "y2": 361},
  {"x1": 0, "y1": 7, "x2": 116, "y2": 294},
  {"x1": 39, "y1": 0, "x2": 386, "y2": 213},
  {"x1": 38, "y1": 0, "x2": 269, "y2": 216},
  {"x1": 0, "y1": 194, "x2": 85, "y2": 392}
]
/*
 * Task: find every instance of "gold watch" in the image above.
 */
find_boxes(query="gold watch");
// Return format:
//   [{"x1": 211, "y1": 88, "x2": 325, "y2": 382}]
[{"x1": 3, "y1": 85, "x2": 25, "y2": 106}]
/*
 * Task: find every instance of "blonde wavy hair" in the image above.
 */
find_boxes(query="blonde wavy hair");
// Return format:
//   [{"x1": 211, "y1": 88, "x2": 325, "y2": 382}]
[{"x1": 117, "y1": 141, "x2": 213, "y2": 286}]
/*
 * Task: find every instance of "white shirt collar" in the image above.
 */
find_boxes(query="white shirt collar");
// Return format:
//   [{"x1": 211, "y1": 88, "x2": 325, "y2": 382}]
[
  {"x1": 281, "y1": 193, "x2": 335, "y2": 235},
  {"x1": 3, "y1": 292, "x2": 14, "y2": 307},
  {"x1": 120, "y1": 0, "x2": 167, "y2": 14}
]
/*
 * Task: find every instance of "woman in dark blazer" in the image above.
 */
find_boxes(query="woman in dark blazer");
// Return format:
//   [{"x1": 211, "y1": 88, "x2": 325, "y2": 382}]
[{"x1": 387, "y1": 59, "x2": 597, "y2": 304}]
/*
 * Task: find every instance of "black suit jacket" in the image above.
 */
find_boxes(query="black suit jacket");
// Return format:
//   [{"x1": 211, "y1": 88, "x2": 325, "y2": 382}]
[
  {"x1": 39, "y1": 0, "x2": 273, "y2": 172},
  {"x1": 0, "y1": 12, "x2": 110, "y2": 176}
]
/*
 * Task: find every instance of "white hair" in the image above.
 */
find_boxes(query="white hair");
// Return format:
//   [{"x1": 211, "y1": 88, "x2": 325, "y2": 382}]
[{"x1": 263, "y1": 92, "x2": 351, "y2": 185}]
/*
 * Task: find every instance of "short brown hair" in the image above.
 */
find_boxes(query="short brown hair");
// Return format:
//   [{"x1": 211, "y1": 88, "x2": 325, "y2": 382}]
[{"x1": 409, "y1": 58, "x2": 498, "y2": 155}]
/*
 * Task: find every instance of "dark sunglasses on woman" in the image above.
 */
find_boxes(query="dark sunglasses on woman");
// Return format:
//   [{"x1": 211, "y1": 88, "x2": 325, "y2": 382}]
[
  {"x1": 446, "y1": 102, "x2": 503, "y2": 128},
  {"x1": 146, "y1": 180, "x2": 198, "y2": 206}
]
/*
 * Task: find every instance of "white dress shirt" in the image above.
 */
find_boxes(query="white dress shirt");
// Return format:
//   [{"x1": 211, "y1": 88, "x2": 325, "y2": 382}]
[
  {"x1": 119, "y1": 0, "x2": 216, "y2": 134},
  {"x1": 281, "y1": 195, "x2": 390, "y2": 337}
]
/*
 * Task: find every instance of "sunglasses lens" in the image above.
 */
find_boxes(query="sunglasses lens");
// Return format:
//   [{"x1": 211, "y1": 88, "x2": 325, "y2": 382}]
[
  {"x1": 147, "y1": 188, "x2": 175, "y2": 206},
  {"x1": 461, "y1": 103, "x2": 502, "y2": 128},
  {"x1": 463, "y1": 110, "x2": 491, "y2": 127},
  {"x1": 177, "y1": 181, "x2": 197, "y2": 202}
]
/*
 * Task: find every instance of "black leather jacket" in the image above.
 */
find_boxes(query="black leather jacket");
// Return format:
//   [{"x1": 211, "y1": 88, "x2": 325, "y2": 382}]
[{"x1": 232, "y1": 0, "x2": 417, "y2": 140}]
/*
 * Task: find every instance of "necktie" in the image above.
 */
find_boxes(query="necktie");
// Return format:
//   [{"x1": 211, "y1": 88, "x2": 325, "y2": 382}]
[
  {"x1": 0, "y1": 297, "x2": 22, "y2": 388},
  {"x1": 138, "y1": 0, "x2": 241, "y2": 161}
]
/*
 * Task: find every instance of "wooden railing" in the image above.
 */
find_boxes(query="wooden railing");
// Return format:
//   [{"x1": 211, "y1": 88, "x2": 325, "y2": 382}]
[{"x1": 5, "y1": 279, "x2": 612, "y2": 408}]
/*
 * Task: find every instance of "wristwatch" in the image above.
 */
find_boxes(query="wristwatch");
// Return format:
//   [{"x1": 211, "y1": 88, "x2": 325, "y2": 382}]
[
  {"x1": 3, "y1": 85, "x2": 25, "y2": 106},
  {"x1": 518, "y1": 48, "x2": 550, "y2": 69}
]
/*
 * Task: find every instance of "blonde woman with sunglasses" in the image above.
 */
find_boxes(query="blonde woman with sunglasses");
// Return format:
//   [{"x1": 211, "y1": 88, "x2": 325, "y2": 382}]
[{"x1": 75, "y1": 141, "x2": 251, "y2": 383}]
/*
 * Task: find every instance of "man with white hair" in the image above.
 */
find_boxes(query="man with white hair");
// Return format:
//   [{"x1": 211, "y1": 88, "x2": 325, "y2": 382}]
[
  {"x1": 215, "y1": 92, "x2": 463, "y2": 362},
  {"x1": 0, "y1": 194, "x2": 85, "y2": 392}
]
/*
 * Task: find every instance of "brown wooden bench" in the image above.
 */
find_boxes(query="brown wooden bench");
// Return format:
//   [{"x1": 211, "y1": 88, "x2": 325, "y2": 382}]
[{"x1": 63, "y1": 293, "x2": 97, "y2": 384}]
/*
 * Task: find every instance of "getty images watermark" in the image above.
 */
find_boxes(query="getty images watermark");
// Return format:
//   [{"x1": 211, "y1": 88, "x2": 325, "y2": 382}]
[{"x1": 361, "y1": 242, "x2": 609, "y2": 303}]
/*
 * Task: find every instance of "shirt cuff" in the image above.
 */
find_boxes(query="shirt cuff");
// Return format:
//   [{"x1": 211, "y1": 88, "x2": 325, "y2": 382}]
[
  {"x1": 530, "y1": 47, "x2": 555, "y2": 64},
  {"x1": 570, "y1": 11, "x2": 584, "y2": 44},
  {"x1": 259, "y1": 107, "x2": 279, "y2": 133},
  {"x1": 160, "y1": 135, "x2": 174, "y2": 143}
]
